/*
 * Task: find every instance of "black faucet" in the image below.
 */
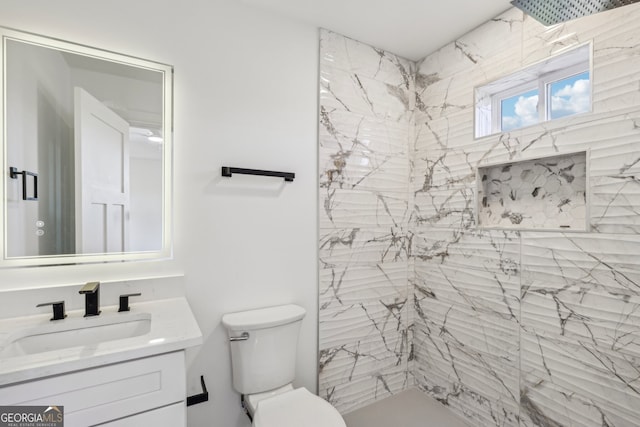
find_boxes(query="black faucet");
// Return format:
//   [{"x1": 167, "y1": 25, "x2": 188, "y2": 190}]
[{"x1": 79, "y1": 281, "x2": 101, "y2": 317}]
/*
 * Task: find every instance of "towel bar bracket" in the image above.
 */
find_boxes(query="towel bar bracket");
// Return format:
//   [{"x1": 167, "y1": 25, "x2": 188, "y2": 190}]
[{"x1": 186, "y1": 375, "x2": 209, "y2": 407}]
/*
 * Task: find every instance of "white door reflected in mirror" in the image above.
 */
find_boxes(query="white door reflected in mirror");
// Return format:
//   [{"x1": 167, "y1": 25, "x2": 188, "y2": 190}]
[{"x1": 74, "y1": 87, "x2": 131, "y2": 254}]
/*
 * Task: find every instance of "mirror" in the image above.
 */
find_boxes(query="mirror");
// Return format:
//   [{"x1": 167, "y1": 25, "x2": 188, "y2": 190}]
[{"x1": 0, "y1": 28, "x2": 173, "y2": 266}]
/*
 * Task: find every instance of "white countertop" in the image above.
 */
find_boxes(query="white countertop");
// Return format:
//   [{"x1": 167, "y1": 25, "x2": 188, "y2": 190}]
[{"x1": 0, "y1": 297, "x2": 202, "y2": 386}]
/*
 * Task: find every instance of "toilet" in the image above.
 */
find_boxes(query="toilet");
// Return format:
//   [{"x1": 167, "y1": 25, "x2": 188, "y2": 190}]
[{"x1": 222, "y1": 304, "x2": 346, "y2": 427}]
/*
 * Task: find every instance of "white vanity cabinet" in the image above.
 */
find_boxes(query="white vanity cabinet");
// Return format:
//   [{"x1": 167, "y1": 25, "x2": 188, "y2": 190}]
[
  {"x1": 0, "y1": 351, "x2": 187, "y2": 427},
  {"x1": 0, "y1": 297, "x2": 203, "y2": 426}
]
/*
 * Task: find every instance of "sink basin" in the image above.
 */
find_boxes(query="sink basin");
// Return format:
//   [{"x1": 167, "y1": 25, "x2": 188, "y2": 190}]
[
  {"x1": 0, "y1": 312, "x2": 151, "y2": 357},
  {"x1": 0, "y1": 297, "x2": 202, "y2": 387}
]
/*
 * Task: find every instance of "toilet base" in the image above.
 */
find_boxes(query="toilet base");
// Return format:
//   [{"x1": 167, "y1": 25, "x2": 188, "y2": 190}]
[{"x1": 240, "y1": 394, "x2": 253, "y2": 422}]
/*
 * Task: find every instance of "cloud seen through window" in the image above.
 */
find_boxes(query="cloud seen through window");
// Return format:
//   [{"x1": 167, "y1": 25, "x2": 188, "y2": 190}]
[{"x1": 501, "y1": 71, "x2": 590, "y2": 131}]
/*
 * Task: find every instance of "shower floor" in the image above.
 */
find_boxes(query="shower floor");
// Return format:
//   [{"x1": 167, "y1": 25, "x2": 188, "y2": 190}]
[{"x1": 343, "y1": 388, "x2": 469, "y2": 427}]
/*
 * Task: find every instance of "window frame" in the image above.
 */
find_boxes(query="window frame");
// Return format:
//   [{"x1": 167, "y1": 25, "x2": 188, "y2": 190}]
[{"x1": 475, "y1": 43, "x2": 592, "y2": 138}]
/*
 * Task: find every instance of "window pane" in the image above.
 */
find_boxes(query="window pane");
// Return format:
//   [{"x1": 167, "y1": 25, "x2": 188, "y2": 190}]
[
  {"x1": 501, "y1": 89, "x2": 539, "y2": 132},
  {"x1": 549, "y1": 71, "x2": 590, "y2": 120}
]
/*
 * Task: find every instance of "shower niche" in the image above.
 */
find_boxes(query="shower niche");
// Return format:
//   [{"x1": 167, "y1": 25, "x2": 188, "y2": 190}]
[{"x1": 476, "y1": 151, "x2": 588, "y2": 231}]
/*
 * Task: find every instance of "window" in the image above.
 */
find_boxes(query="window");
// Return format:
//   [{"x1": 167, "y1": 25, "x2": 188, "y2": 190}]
[
  {"x1": 500, "y1": 88, "x2": 539, "y2": 131},
  {"x1": 475, "y1": 44, "x2": 591, "y2": 138},
  {"x1": 549, "y1": 71, "x2": 590, "y2": 120}
]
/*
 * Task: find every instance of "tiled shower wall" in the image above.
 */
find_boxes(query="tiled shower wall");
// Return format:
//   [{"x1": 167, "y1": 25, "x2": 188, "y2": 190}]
[
  {"x1": 320, "y1": 4, "x2": 640, "y2": 425},
  {"x1": 318, "y1": 29, "x2": 414, "y2": 413},
  {"x1": 413, "y1": 5, "x2": 640, "y2": 426}
]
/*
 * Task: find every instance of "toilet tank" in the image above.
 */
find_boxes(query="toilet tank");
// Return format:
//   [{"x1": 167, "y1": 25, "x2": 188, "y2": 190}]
[{"x1": 222, "y1": 304, "x2": 306, "y2": 394}]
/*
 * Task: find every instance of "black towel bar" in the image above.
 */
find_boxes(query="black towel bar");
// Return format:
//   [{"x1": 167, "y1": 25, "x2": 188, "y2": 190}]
[
  {"x1": 9, "y1": 167, "x2": 38, "y2": 201},
  {"x1": 221, "y1": 166, "x2": 295, "y2": 182}
]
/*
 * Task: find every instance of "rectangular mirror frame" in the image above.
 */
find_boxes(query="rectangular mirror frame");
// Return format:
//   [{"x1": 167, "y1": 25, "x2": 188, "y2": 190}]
[{"x1": 0, "y1": 27, "x2": 173, "y2": 267}]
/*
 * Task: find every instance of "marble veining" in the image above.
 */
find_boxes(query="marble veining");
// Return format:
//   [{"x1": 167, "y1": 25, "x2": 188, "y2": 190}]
[
  {"x1": 520, "y1": 232, "x2": 640, "y2": 427},
  {"x1": 318, "y1": 29, "x2": 413, "y2": 414},
  {"x1": 319, "y1": 3, "x2": 640, "y2": 425},
  {"x1": 411, "y1": 3, "x2": 640, "y2": 426}
]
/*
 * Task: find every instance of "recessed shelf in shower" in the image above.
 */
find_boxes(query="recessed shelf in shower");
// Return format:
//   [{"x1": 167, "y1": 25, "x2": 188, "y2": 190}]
[{"x1": 476, "y1": 151, "x2": 588, "y2": 231}]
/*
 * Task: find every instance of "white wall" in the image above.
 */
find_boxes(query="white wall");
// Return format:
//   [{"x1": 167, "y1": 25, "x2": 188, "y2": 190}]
[{"x1": 0, "y1": 1, "x2": 319, "y2": 426}]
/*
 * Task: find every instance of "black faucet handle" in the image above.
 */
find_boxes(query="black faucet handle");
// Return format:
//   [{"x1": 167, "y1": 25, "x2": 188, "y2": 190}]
[
  {"x1": 79, "y1": 281, "x2": 100, "y2": 294},
  {"x1": 36, "y1": 301, "x2": 67, "y2": 321},
  {"x1": 118, "y1": 293, "x2": 142, "y2": 312}
]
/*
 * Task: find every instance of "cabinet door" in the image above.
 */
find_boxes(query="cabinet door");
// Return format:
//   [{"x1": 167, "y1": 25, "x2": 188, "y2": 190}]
[
  {"x1": 101, "y1": 402, "x2": 185, "y2": 427},
  {"x1": 0, "y1": 351, "x2": 185, "y2": 427}
]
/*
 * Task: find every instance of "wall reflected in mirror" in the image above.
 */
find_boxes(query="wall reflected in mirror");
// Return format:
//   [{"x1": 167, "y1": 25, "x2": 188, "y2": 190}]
[{"x1": 3, "y1": 31, "x2": 171, "y2": 261}]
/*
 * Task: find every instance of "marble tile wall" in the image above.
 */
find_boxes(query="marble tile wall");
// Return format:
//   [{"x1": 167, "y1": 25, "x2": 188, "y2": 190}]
[
  {"x1": 519, "y1": 233, "x2": 640, "y2": 427},
  {"x1": 410, "y1": 10, "x2": 527, "y2": 426},
  {"x1": 318, "y1": 29, "x2": 414, "y2": 414},
  {"x1": 319, "y1": 3, "x2": 640, "y2": 424},
  {"x1": 411, "y1": 228, "x2": 522, "y2": 426},
  {"x1": 413, "y1": 4, "x2": 640, "y2": 427}
]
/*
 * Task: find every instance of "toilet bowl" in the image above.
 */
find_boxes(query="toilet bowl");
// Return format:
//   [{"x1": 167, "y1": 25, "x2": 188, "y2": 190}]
[
  {"x1": 221, "y1": 304, "x2": 346, "y2": 427},
  {"x1": 248, "y1": 384, "x2": 345, "y2": 427}
]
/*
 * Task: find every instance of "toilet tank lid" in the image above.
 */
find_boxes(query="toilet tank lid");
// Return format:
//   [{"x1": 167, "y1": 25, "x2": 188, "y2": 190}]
[{"x1": 222, "y1": 304, "x2": 306, "y2": 331}]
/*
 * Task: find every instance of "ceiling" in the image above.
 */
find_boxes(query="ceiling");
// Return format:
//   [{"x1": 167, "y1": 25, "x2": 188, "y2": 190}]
[{"x1": 240, "y1": 0, "x2": 514, "y2": 61}]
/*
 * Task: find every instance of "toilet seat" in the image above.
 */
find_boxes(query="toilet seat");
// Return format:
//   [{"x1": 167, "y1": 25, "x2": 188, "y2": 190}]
[{"x1": 252, "y1": 387, "x2": 346, "y2": 427}]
